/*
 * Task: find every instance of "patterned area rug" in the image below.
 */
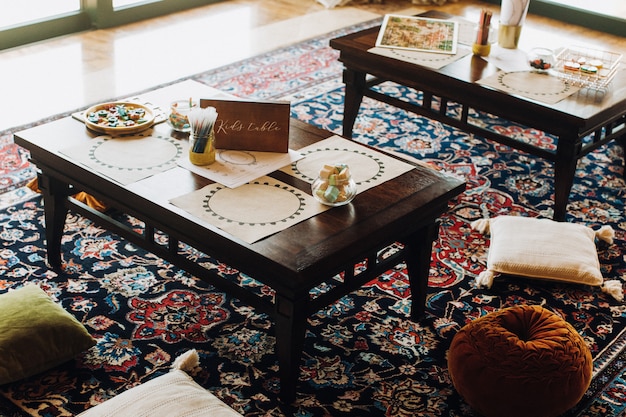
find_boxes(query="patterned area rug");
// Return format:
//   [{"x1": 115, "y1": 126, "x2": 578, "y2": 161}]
[
  {"x1": 0, "y1": 143, "x2": 34, "y2": 196},
  {"x1": 1, "y1": 19, "x2": 625, "y2": 417}
]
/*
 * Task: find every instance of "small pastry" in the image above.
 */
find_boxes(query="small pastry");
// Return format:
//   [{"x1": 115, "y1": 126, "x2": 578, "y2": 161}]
[
  {"x1": 588, "y1": 59, "x2": 603, "y2": 69},
  {"x1": 563, "y1": 61, "x2": 580, "y2": 72},
  {"x1": 580, "y1": 65, "x2": 598, "y2": 74}
]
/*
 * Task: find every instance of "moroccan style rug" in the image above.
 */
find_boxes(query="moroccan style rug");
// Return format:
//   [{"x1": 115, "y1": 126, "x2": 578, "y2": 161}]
[{"x1": 1, "y1": 19, "x2": 625, "y2": 417}]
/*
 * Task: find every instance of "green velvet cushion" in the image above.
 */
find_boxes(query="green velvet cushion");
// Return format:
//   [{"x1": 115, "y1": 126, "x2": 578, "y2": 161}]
[{"x1": 0, "y1": 284, "x2": 96, "y2": 385}]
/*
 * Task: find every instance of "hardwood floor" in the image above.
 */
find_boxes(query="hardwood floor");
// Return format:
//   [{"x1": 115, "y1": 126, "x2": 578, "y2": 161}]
[{"x1": 1, "y1": 0, "x2": 624, "y2": 132}]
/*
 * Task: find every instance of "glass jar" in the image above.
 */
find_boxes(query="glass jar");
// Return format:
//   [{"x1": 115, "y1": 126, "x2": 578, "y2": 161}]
[
  {"x1": 168, "y1": 100, "x2": 197, "y2": 133},
  {"x1": 188, "y1": 129, "x2": 215, "y2": 166},
  {"x1": 311, "y1": 164, "x2": 357, "y2": 207},
  {"x1": 528, "y1": 48, "x2": 556, "y2": 73},
  {"x1": 472, "y1": 25, "x2": 495, "y2": 57}
]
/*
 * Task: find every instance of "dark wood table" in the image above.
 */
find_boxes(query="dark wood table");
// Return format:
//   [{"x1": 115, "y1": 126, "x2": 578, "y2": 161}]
[
  {"x1": 330, "y1": 11, "x2": 626, "y2": 221},
  {"x1": 14, "y1": 81, "x2": 465, "y2": 403}
]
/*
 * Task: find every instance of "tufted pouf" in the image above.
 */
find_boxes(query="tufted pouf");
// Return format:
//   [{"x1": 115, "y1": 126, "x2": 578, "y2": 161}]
[{"x1": 447, "y1": 305, "x2": 592, "y2": 417}]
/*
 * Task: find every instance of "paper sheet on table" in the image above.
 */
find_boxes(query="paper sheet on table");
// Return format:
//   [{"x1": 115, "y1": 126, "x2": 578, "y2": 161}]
[
  {"x1": 483, "y1": 45, "x2": 532, "y2": 72},
  {"x1": 171, "y1": 136, "x2": 416, "y2": 244},
  {"x1": 178, "y1": 149, "x2": 303, "y2": 188},
  {"x1": 368, "y1": 45, "x2": 472, "y2": 70},
  {"x1": 280, "y1": 135, "x2": 415, "y2": 193},
  {"x1": 477, "y1": 70, "x2": 580, "y2": 104},
  {"x1": 453, "y1": 16, "x2": 480, "y2": 46},
  {"x1": 170, "y1": 175, "x2": 330, "y2": 244},
  {"x1": 59, "y1": 132, "x2": 184, "y2": 185}
]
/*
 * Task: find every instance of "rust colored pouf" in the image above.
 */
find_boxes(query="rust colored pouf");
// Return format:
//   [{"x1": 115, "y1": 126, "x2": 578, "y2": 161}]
[{"x1": 447, "y1": 305, "x2": 592, "y2": 417}]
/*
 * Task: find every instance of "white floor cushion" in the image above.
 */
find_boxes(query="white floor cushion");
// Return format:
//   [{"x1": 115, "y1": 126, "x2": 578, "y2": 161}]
[
  {"x1": 77, "y1": 350, "x2": 243, "y2": 417},
  {"x1": 471, "y1": 216, "x2": 623, "y2": 301}
]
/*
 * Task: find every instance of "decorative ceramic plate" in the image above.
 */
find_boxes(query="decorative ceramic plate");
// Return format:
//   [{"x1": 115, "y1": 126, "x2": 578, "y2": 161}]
[{"x1": 84, "y1": 102, "x2": 155, "y2": 135}]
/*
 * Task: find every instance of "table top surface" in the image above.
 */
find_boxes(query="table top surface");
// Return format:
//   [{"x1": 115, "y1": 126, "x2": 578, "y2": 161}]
[
  {"x1": 15, "y1": 80, "x2": 465, "y2": 293},
  {"x1": 329, "y1": 11, "x2": 626, "y2": 133}
]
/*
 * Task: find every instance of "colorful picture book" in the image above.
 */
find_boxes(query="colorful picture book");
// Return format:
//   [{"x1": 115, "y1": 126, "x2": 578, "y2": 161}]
[{"x1": 376, "y1": 15, "x2": 458, "y2": 55}]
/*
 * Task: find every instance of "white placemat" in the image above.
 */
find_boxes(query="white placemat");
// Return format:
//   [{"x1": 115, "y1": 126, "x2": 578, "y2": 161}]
[
  {"x1": 368, "y1": 45, "x2": 472, "y2": 70},
  {"x1": 169, "y1": 176, "x2": 330, "y2": 244},
  {"x1": 477, "y1": 70, "x2": 581, "y2": 104},
  {"x1": 281, "y1": 135, "x2": 415, "y2": 193},
  {"x1": 59, "y1": 132, "x2": 184, "y2": 185},
  {"x1": 171, "y1": 136, "x2": 416, "y2": 243}
]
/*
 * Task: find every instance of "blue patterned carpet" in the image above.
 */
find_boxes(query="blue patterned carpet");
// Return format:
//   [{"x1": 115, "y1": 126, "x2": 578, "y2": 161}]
[{"x1": 1, "y1": 20, "x2": 625, "y2": 417}]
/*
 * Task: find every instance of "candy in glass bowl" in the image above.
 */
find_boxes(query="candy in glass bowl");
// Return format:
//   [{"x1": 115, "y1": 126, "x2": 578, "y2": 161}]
[
  {"x1": 311, "y1": 163, "x2": 357, "y2": 207},
  {"x1": 528, "y1": 47, "x2": 556, "y2": 72}
]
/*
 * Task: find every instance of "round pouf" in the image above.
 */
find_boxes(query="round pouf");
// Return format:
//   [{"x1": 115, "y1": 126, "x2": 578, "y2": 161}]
[{"x1": 447, "y1": 305, "x2": 592, "y2": 417}]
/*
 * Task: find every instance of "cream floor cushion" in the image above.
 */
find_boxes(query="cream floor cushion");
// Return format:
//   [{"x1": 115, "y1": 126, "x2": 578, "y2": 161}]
[
  {"x1": 471, "y1": 215, "x2": 623, "y2": 301},
  {"x1": 77, "y1": 350, "x2": 243, "y2": 417}
]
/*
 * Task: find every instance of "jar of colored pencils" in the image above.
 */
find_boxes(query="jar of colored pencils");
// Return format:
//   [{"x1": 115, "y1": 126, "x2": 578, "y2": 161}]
[
  {"x1": 473, "y1": 9, "x2": 494, "y2": 57},
  {"x1": 187, "y1": 106, "x2": 218, "y2": 166},
  {"x1": 472, "y1": 25, "x2": 495, "y2": 57}
]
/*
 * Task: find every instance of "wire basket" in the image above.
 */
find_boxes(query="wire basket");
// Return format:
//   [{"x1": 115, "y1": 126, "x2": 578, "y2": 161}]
[{"x1": 553, "y1": 46, "x2": 622, "y2": 91}]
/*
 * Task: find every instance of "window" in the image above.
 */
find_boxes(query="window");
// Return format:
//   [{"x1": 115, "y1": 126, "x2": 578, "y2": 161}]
[
  {"x1": 2, "y1": 1, "x2": 624, "y2": 51},
  {"x1": 0, "y1": 0, "x2": 80, "y2": 28},
  {"x1": 483, "y1": 0, "x2": 624, "y2": 37},
  {"x1": 113, "y1": 0, "x2": 147, "y2": 7},
  {"x1": 545, "y1": 0, "x2": 626, "y2": 19},
  {"x1": 0, "y1": 0, "x2": 219, "y2": 51}
]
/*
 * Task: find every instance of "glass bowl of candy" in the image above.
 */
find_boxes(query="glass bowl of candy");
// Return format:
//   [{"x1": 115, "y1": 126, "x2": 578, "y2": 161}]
[
  {"x1": 311, "y1": 163, "x2": 357, "y2": 207},
  {"x1": 168, "y1": 100, "x2": 197, "y2": 132},
  {"x1": 528, "y1": 47, "x2": 556, "y2": 73}
]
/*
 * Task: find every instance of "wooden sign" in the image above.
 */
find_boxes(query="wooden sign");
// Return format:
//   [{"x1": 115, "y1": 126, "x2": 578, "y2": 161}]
[{"x1": 200, "y1": 98, "x2": 290, "y2": 153}]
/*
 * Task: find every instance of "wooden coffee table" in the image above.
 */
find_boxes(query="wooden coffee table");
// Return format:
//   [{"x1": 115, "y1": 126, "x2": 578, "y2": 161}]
[
  {"x1": 330, "y1": 11, "x2": 626, "y2": 221},
  {"x1": 14, "y1": 80, "x2": 465, "y2": 403}
]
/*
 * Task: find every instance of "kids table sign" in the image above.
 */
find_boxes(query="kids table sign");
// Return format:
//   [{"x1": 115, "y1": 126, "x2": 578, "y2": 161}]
[{"x1": 199, "y1": 98, "x2": 290, "y2": 153}]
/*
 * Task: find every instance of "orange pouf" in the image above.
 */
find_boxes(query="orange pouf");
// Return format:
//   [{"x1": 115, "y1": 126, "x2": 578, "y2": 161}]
[{"x1": 447, "y1": 305, "x2": 592, "y2": 417}]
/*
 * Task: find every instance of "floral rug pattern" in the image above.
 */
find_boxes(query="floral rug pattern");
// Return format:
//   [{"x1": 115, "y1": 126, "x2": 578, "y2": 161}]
[{"x1": 1, "y1": 20, "x2": 625, "y2": 417}]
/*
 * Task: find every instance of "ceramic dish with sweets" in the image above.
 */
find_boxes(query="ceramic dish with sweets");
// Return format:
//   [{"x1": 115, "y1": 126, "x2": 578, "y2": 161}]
[{"x1": 84, "y1": 102, "x2": 155, "y2": 135}]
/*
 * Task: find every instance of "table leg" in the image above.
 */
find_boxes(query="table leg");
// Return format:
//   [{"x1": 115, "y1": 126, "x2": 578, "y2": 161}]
[
  {"x1": 274, "y1": 293, "x2": 308, "y2": 403},
  {"x1": 403, "y1": 220, "x2": 440, "y2": 321},
  {"x1": 553, "y1": 136, "x2": 579, "y2": 221},
  {"x1": 341, "y1": 68, "x2": 367, "y2": 138},
  {"x1": 37, "y1": 173, "x2": 70, "y2": 269},
  {"x1": 618, "y1": 135, "x2": 626, "y2": 180}
]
